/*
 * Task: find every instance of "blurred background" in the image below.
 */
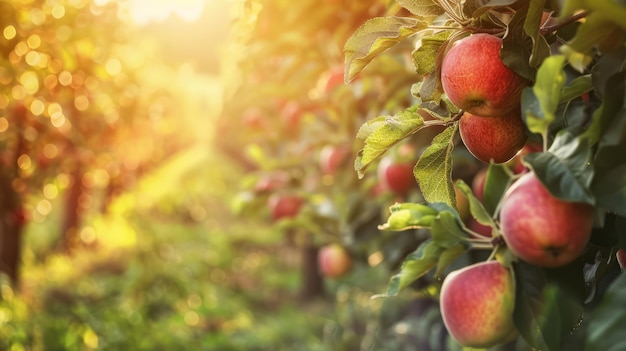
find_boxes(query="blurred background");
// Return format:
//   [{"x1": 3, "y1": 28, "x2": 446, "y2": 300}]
[{"x1": 0, "y1": 0, "x2": 485, "y2": 350}]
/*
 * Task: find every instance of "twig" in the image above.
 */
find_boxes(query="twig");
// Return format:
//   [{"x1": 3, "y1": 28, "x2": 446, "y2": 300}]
[{"x1": 540, "y1": 11, "x2": 590, "y2": 36}]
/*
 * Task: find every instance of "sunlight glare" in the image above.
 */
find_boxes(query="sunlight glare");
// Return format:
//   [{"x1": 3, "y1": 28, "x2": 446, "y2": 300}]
[{"x1": 127, "y1": 0, "x2": 206, "y2": 25}]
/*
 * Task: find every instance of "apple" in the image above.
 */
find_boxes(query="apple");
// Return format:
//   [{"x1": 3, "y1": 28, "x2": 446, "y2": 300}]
[
  {"x1": 319, "y1": 145, "x2": 348, "y2": 175},
  {"x1": 440, "y1": 261, "x2": 517, "y2": 348},
  {"x1": 500, "y1": 172, "x2": 594, "y2": 267},
  {"x1": 318, "y1": 244, "x2": 352, "y2": 278},
  {"x1": 318, "y1": 66, "x2": 345, "y2": 94},
  {"x1": 467, "y1": 218, "x2": 493, "y2": 238},
  {"x1": 280, "y1": 101, "x2": 302, "y2": 131},
  {"x1": 472, "y1": 168, "x2": 487, "y2": 202},
  {"x1": 459, "y1": 110, "x2": 527, "y2": 164},
  {"x1": 617, "y1": 249, "x2": 626, "y2": 271},
  {"x1": 441, "y1": 34, "x2": 528, "y2": 117},
  {"x1": 254, "y1": 172, "x2": 290, "y2": 194},
  {"x1": 454, "y1": 181, "x2": 470, "y2": 223},
  {"x1": 377, "y1": 156, "x2": 416, "y2": 195},
  {"x1": 267, "y1": 193, "x2": 304, "y2": 221},
  {"x1": 509, "y1": 142, "x2": 543, "y2": 174},
  {"x1": 12, "y1": 208, "x2": 28, "y2": 227},
  {"x1": 242, "y1": 108, "x2": 264, "y2": 130}
]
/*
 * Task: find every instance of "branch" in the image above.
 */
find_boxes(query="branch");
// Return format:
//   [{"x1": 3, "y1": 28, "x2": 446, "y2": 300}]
[{"x1": 540, "y1": 11, "x2": 590, "y2": 36}]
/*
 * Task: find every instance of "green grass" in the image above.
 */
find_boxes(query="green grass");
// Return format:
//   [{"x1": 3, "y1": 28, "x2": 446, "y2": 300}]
[{"x1": 2, "y1": 147, "x2": 344, "y2": 351}]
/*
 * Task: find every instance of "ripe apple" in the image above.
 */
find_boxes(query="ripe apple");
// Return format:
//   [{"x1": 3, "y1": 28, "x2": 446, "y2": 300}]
[
  {"x1": 467, "y1": 218, "x2": 493, "y2": 238},
  {"x1": 318, "y1": 244, "x2": 352, "y2": 278},
  {"x1": 440, "y1": 261, "x2": 517, "y2": 348},
  {"x1": 459, "y1": 110, "x2": 527, "y2": 164},
  {"x1": 254, "y1": 172, "x2": 290, "y2": 194},
  {"x1": 441, "y1": 34, "x2": 528, "y2": 117},
  {"x1": 280, "y1": 101, "x2": 302, "y2": 131},
  {"x1": 12, "y1": 208, "x2": 28, "y2": 227},
  {"x1": 318, "y1": 66, "x2": 345, "y2": 94},
  {"x1": 616, "y1": 249, "x2": 626, "y2": 271},
  {"x1": 509, "y1": 142, "x2": 543, "y2": 174},
  {"x1": 267, "y1": 193, "x2": 304, "y2": 221},
  {"x1": 472, "y1": 168, "x2": 487, "y2": 202},
  {"x1": 319, "y1": 145, "x2": 348, "y2": 175},
  {"x1": 242, "y1": 108, "x2": 264, "y2": 130},
  {"x1": 377, "y1": 156, "x2": 416, "y2": 195},
  {"x1": 454, "y1": 181, "x2": 470, "y2": 223},
  {"x1": 500, "y1": 172, "x2": 594, "y2": 267}
]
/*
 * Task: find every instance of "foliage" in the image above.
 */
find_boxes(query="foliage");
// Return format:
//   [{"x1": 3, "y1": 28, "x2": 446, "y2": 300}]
[{"x1": 344, "y1": 0, "x2": 626, "y2": 349}]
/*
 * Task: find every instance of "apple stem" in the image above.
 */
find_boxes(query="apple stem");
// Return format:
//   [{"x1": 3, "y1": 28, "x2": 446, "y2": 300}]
[
  {"x1": 464, "y1": 27, "x2": 506, "y2": 35},
  {"x1": 469, "y1": 241, "x2": 494, "y2": 250},
  {"x1": 540, "y1": 11, "x2": 590, "y2": 36}
]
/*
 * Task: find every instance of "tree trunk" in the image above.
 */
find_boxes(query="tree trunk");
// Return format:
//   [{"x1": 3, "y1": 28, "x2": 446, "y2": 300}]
[
  {"x1": 58, "y1": 168, "x2": 84, "y2": 254},
  {"x1": 0, "y1": 171, "x2": 23, "y2": 286},
  {"x1": 299, "y1": 242, "x2": 325, "y2": 301}
]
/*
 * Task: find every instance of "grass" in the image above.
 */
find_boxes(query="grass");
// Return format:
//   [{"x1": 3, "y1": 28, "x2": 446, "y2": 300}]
[{"x1": 4, "y1": 145, "x2": 347, "y2": 351}]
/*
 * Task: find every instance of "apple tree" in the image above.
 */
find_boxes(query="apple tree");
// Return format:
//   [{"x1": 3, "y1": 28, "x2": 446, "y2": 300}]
[
  {"x1": 343, "y1": 0, "x2": 626, "y2": 349},
  {"x1": 219, "y1": 0, "x2": 450, "y2": 311},
  {"x1": 0, "y1": 0, "x2": 199, "y2": 284}
]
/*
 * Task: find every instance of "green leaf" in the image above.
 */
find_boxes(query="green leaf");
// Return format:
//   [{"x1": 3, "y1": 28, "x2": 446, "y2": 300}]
[
  {"x1": 414, "y1": 124, "x2": 457, "y2": 207},
  {"x1": 560, "y1": 12, "x2": 625, "y2": 72},
  {"x1": 396, "y1": 0, "x2": 445, "y2": 16},
  {"x1": 434, "y1": 243, "x2": 467, "y2": 277},
  {"x1": 523, "y1": 0, "x2": 551, "y2": 68},
  {"x1": 523, "y1": 55, "x2": 567, "y2": 136},
  {"x1": 501, "y1": 10, "x2": 536, "y2": 82},
  {"x1": 512, "y1": 261, "x2": 585, "y2": 351},
  {"x1": 412, "y1": 31, "x2": 450, "y2": 76},
  {"x1": 586, "y1": 274, "x2": 626, "y2": 351},
  {"x1": 583, "y1": 71, "x2": 626, "y2": 147},
  {"x1": 430, "y1": 210, "x2": 466, "y2": 248},
  {"x1": 590, "y1": 73, "x2": 626, "y2": 214},
  {"x1": 590, "y1": 47, "x2": 625, "y2": 99},
  {"x1": 482, "y1": 163, "x2": 514, "y2": 216},
  {"x1": 416, "y1": 71, "x2": 444, "y2": 103},
  {"x1": 379, "y1": 203, "x2": 438, "y2": 231},
  {"x1": 524, "y1": 130, "x2": 595, "y2": 204},
  {"x1": 354, "y1": 108, "x2": 426, "y2": 178},
  {"x1": 454, "y1": 180, "x2": 493, "y2": 225},
  {"x1": 386, "y1": 239, "x2": 444, "y2": 296},
  {"x1": 466, "y1": 0, "x2": 520, "y2": 18},
  {"x1": 592, "y1": 166, "x2": 626, "y2": 216},
  {"x1": 559, "y1": 74, "x2": 592, "y2": 103},
  {"x1": 344, "y1": 16, "x2": 428, "y2": 82}
]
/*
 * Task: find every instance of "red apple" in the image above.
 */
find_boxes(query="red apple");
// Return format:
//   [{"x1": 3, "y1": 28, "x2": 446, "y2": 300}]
[
  {"x1": 318, "y1": 66, "x2": 345, "y2": 94},
  {"x1": 500, "y1": 172, "x2": 594, "y2": 267},
  {"x1": 267, "y1": 194, "x2": 304, "y2": 221},
  {"x1": 280, "y1": 101, "x2": 302, "y2": 131},
  {"x1": 377, "y1": 156, "x2": 416, "y2": 195},
  {"x1": 254, "y1": 172, "x2": 290, "y2": 194},
  {"x1": 510, "y1": 142, "x2": 543, "y2": 174},
  {"x1": 459, "y1": 110, "x2": 527, "y2": 164},
  {"x1": 454, "y1": 181, "x2": 470, "y2": 223},
  {"x1": 472, "y1": 168, "x2": 487, "y2": 202},
  {"x1": 242, "y1": 108, "x2": 264, "y2": 130},
  {"x1": 319, "y1": 145, "x2": 348, "y2": 175},
  {"x1": 440, "y1": 261, "x2": 517, "y2": 348},
  {"x1": 441, "y1": 34, "x2": 528, "y2": 117},
  {"x1": 12, "y1": 208, "x2": 28, "y2": 227},
  {"x1": 617, "y1": 249, "x2": 626, "y2": 271},
  {"x1": 467, "y1": 218, "x2": 493, "y2": 238},
  {"x1": 318, "y1": 244, "x2": 352, "y2": 278}
]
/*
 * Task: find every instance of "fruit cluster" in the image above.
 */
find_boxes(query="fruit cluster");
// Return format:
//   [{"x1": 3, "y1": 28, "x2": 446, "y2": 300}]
[
  {"x1": 441, "y1": 170, "x2": 595, "y2": 348},
  {"x1": 442, "y1": 33, "x2": 528, "y2": 164},
  {"x1": 436, "y1": 33, "x2": 597, "y2": 349}
]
